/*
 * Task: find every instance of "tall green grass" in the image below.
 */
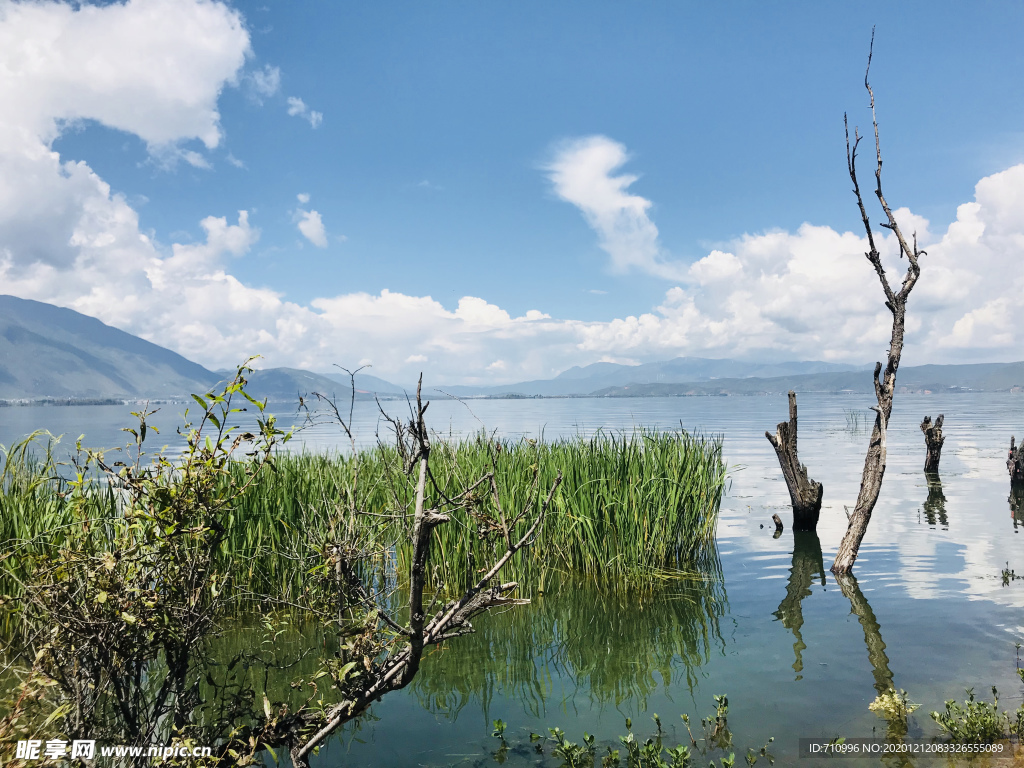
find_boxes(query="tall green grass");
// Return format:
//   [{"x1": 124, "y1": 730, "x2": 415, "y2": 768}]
[
  {"x1": 1, "y1": 428, "x2": 727, "y2": 600},
  {"x1": 223, "y1": 428, "x2": 726, "y2": 594}
]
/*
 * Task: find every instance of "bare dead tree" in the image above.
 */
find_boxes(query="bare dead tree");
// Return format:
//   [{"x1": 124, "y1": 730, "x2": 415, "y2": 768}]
[
  {"x1": 920, "y1": 414, "x2": 944, "y2": 473},
  {"x1": 281, "y1": 376, "x2": 562, "y2": 768},
  {"x1": 766, "y1": 391, "x2": 823, "y2": 531},
  {"x1": 831, "y1": 32, "x2": 923, "y2": 575},
  {"x1": 1008, "y1": 436, "x2": 1024, "y2": 487}
]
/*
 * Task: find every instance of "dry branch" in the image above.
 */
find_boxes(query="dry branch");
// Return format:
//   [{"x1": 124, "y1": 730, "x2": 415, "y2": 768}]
[
  {"x1": 286, "y1": 376, "x2": 562, "y2": 768},
  {"x1": 831, "y1": 31, "x2": 922, "y2": 575}
]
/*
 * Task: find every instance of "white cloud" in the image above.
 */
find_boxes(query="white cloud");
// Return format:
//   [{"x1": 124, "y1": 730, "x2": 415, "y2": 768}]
[
  {"x1": 296, "y1": 209, "x2": 327, "y2": 248},
  {"x1": 0, "y1": 0, "x2": 248, "y2": 152},
  {"x1": 297, "y1": 192, "x2": 310, "y2": 204},
  {"x1": 179, "y1": 148, "x2": 211, "y2": 169},
  {"x1": 5, "y1": 154, "x2": 1024, "y2": 383},
  {"x1": 286, "y1": 96, "x2": 323, "y2": 129},
  {"x1": 546, "y1": 135, "x2": 687, "y2": 280},
  {"x1": 248, "y1": 64, "x2": 281, "y2": 102}
]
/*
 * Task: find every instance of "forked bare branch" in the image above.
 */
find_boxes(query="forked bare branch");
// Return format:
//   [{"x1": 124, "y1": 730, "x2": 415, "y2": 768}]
[{"x1": 832, "y1": 29, "x2": 922, "y2": 575}]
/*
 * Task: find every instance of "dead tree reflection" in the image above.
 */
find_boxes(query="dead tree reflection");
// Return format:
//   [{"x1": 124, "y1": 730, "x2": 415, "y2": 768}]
[
  {"x1": 921, "y1": 472, "x2": 947, "y2": 528},
  {"x1": 1010, "y1": 487, "x2": 1024, "y2": 530},
  {"x1": 774, "y1": 531, "x2": 826, "y2": 680},
  {"x1": 834, "y1": 572, "x2": 894, "y2": 697},
  {"x1": 774, "y1": 528, "x2": 915, "y2": 756}
]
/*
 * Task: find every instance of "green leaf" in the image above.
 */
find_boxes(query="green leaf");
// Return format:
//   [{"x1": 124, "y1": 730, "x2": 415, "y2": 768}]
[
  {"x1": 191, "y1": 394, "x2": 209, "y2": 410},
  {"x1": 336, "y1": 661, "x2": 358, "y2": 681},
  {"x1": 42, "y1": 703, "x2": 73, "y2": 728},
  {"x1": 95, "y1": 591, "x2": 108, "y2": 604},
  {"x1": 241, "y1": 390, "x2": 265, "y2": 410}
]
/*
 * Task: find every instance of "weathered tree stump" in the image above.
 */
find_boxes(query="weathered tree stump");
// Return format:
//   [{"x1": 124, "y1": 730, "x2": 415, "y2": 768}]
[
  {"x1": 766, "y1": 391, "x2": 823, "y2": 531},
  {"x1": 920, "y1": 415, "x2": 944, "y2": 473},
  {"x1": 1009, "y1": 436, "x2": 1024, "y2": 488}
]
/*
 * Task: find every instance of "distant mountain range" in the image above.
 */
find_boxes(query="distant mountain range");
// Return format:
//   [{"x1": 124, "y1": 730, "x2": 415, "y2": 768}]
[
  {"x1": 0, "y1": 296, "x2": 404, "y2": 404},
  {"x1": 0, "y1": 295, "x2": 219, "y2": 400},
  {"x1": 433, "y1": 357, "x2": 871, "y2": 398},
  {"x1": 3, "y1": 295, "x2": 1024, "y2": 404},
  {"x1": 586, "y1": 361, "x2": 1024, "y2": 397}
]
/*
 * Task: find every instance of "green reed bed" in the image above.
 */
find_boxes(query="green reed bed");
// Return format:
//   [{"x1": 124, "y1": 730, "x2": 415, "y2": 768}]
[
  {"x1": 1, "y1": 428, "x2": 727, "y2": 602},
  {"x1": 222, "y1": 428, "x2": 727, "y2": 596},
  {"x1": 0, "y1": 436, "x2": 117, "y2": 589}
]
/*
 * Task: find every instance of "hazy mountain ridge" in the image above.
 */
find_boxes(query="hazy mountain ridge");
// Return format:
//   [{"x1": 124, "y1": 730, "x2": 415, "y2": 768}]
[
  {"x1": 318, "y1": 371, "x2": 411, "y2": 397},
  {"x1": 0, "y1": 297, "x2": 405, "y2": 404},
  {"x1": 3, "y1": 296, "x2": 1023, "y2": 403},
  {"x1": 590, "y1": 362, "x2": 1024, "y2": 397},
  {"x1": 0, "y1": 295, "x2": 219, "y2": 400},
  {"x1": 435, "y1": 357, "x2": 870, "y2": 397}
]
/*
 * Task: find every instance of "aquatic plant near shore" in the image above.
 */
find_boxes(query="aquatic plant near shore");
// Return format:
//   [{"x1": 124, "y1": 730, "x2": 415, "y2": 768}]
[
  {"x1": 219, "y1": 426, "x2": 726, "y2": 597},
  {"x1": 869, "y1": 688, "x2": 919, "y2": 739},
  {"x1": 930, "y1": 687, "x2": 1024, "y2": 744},
  {"x1": 1, "y1": 426, "x2": 726, "y2": 603},
  {"x1": 0, "y1": 371, "x2": 567, "y2": 766},
  {"x1": 495, "y1": 702, "x2": 774, "y2": 768}
]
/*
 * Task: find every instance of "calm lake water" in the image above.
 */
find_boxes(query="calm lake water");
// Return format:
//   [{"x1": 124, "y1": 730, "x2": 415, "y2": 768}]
[{"x1": 4, "y1": 392, "x2": 1024, "y2": 766}]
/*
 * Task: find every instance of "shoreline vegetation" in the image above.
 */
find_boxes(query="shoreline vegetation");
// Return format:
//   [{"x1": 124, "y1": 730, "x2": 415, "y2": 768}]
[{"x1": 0, "y1": 426, "x2": 727, "y2": 605}]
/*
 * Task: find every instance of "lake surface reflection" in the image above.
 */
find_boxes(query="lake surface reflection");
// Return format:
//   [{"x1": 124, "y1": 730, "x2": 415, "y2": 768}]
[{"x1": 4, "y1": 392, "x2": 1024, "y2": 765}]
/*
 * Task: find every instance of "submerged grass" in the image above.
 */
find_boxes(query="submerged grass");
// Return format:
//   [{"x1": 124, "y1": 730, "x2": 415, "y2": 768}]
[{"x1": 1, "y1": 427, "x2": 727, "y2": 601}]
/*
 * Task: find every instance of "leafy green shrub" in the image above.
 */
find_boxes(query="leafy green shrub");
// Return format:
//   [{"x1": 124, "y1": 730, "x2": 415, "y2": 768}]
[
  {"x1": 930, "y1": 687, "x2": 1013, "y2": 743},
  {"x1": 497, "y1": 697, "x2": 773, "y2": 768}
]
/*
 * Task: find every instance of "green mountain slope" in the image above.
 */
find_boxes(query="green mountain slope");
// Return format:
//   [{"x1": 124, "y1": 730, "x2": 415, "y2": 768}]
[
  {"x1": 0, "y1": 296, "x2": 408, "y2": 403},
  {"x1": 0, "y1": 295, "x2": 219, "y2": 400}
]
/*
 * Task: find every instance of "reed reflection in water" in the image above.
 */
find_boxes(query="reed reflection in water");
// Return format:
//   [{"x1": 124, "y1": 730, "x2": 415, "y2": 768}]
[{"x1": 409, "y1": 572, "x2": 728, "y2": 721}]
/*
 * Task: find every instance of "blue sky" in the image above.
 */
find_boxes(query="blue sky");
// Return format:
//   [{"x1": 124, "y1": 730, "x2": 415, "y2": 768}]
[{"x1": 2, "y1": 1, "x2": 1023, "y2": 383}]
